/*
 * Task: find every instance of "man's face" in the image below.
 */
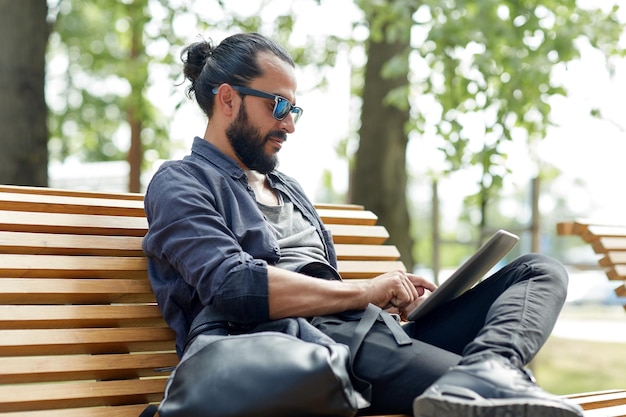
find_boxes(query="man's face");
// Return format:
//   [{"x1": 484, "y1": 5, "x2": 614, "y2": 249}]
[
  {"x1": 225, "y1": 99, "x2": 287, "y2": 174},
  {"x1": 222, "y1": 52, "x2": 298, "y2": 174}
]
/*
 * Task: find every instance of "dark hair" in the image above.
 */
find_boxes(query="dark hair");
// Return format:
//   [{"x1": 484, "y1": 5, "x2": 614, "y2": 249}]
[{"x1": 181, "y1": 33, "x2": 295, "y2": 117}]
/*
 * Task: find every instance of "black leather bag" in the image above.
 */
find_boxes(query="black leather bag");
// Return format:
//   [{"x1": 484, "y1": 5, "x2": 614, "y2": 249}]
[
  {"x1": 158, "y1": 331, "x2": 363, "y2": 417},
  {"x1": 141, "y1": 311, "x2": 370, "y2": 417}
]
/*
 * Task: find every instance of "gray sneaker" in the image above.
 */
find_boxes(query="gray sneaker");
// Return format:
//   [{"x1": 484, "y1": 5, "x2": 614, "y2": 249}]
[{"x1": 413, "y1": 356, "x2": 584, "y2": 417}]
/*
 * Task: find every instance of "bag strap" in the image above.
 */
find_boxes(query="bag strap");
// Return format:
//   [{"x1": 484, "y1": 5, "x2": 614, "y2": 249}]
[
  {"x1": 348, "y1": 304, "x2": 381, "y2": 357},
  {"x1": 348, "y1": 304, "x2": 413, "y2": 401},
  {"x1": 380, "y1": 311, "x2": 412, "y2": 346},
  {"x1": 350, "y1": 304, "x2": 411, "y2": 354},
  {"x1": 340, "y1": 305, "x2": 374, "y2": 403},
  {"x1": 347, "y1": 304, "x2": 413, "y2": 402}
]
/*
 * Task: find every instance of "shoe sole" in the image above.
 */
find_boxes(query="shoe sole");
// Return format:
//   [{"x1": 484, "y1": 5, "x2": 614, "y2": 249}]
[{"x1": 413, "y1": 395, "x2": 584, "y2": 417}]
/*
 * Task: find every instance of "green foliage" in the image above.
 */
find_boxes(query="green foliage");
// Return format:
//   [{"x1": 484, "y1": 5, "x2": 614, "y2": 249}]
[
  {"x1": 47, "y1": 0, "x2": 345, "y2": 184},
  {"x1": 47, "y1": 0, "x2": 171, "y2": 166},
  {"x1": 355, "y1": 0, "x2": 415, "y2": 44},
  {"x1": 344, "y1": 0, "x2": 624, "y2": 270},
  {"x1": 412, "y1": 0, "x2": 625, "y2": 228},
  {"x1": 46, "y1": 0, "x2": 625, "y2": 235}
]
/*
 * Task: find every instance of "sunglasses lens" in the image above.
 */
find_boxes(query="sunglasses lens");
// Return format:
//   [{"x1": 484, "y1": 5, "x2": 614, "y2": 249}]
[
  {"x1": 274, "y1": 98, "x2": 291, "y2": 120},
  {"x1": 292, "y1": 108, "x2": 302, "y2": 124}
]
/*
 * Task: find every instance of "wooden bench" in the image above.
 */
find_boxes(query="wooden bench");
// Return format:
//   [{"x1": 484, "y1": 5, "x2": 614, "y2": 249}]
[
  {"x1": 556, "y1": 219, "x2": 626, "y2": 312},
  {"x1": 0, "y1": 184, "x2": 624, "y2": 417},
  {"x1": 0, "y1": 184, "x2": 406, "y2": 417}
]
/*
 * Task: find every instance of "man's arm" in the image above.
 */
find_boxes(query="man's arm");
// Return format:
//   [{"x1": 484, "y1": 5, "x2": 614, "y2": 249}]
[{"x1": 267, "y1": 265, "x2": 436, "y2": 319}]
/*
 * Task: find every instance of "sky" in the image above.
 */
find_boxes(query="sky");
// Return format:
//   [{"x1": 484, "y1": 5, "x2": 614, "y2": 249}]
[{"x1": 538, "y1": 48, "x2": 626, "y2": 221}]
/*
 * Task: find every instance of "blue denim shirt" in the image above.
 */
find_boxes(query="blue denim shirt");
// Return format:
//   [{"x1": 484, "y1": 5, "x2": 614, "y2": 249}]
[{"x1": 142, "y1": 137, "x2": 338, "y2": 355}]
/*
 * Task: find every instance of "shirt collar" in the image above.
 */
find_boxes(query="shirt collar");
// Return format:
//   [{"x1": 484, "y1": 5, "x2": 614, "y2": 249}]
[
  {"x1": 190, "y1": 136, "x2": 246, "y2": 180},
  {"x1": 190, "y1": 136, "x2": 286, "y2": 186}
]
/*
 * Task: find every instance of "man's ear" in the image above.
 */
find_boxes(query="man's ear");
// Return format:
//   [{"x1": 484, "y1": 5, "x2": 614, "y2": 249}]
[{"x1": 214, "y1": 85, "x2": 237, "y2": 118}]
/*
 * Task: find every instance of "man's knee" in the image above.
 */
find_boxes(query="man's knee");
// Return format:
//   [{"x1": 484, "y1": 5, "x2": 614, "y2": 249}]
[{"x1": 514, "y1": 253, "x2": 568, "y2": 291}]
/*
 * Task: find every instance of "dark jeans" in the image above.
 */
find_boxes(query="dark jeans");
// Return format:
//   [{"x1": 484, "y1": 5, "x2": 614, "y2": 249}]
[{"x1": 314, "y1": 253, "x2": 569, "y2": 415}]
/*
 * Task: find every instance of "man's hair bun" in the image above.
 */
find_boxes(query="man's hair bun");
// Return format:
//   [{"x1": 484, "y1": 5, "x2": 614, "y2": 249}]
[{"x1": 181, "y1": 39, "x2": 214, "y2": 95}]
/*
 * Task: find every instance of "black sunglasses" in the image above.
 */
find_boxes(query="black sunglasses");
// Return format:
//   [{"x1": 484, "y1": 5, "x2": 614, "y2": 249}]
[{"x1": 212, "y1": 85, "x2": 303, "y2": 123}]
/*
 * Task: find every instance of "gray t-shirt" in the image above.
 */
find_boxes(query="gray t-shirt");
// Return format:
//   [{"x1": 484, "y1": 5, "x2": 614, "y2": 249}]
[{"x1": 256, "y1": 193, "x2": 328, "y2": 273}]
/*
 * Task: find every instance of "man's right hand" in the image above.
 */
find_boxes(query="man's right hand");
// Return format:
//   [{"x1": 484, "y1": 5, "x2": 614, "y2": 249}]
[{"x1": 365, "y1": 270, "x2": 437, "y2": 312}]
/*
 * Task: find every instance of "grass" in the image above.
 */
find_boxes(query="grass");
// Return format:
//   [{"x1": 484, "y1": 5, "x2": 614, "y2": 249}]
[
  {"x1": 533, "y1": 336, "x2": 626, "y2": 395},
  {"x1": 532, "y1": 305, "x2": 626, "y2": 395}
]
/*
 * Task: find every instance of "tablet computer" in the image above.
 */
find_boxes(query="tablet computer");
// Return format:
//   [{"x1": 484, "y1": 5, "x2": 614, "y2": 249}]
[{"x1": 407, "y1": 229, "x2": 520, "y2": 322}]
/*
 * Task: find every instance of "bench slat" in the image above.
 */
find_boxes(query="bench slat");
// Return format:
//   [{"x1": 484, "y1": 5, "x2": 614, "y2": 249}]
[
  {"x1": 0, "y1": 184, "x2": 144, "y2": 201},
  {"x1": 312, "y1": 203, "x2": 365, "y2": 211},
  {"x1": 325, "y1": 224, "x2": 389, "y2": 244},
  {"x1": 570, "y1": 389, "x2": 626, "y2": 410},
  {"x1": 584, "y1": 404, "x2": 626, "y2": 417},
  {"x1": 0, "y1": 254, "x2": 147, "y2": 279},
  {"x1": 0, "y1": 231, "x2": 143, "y2": 256},
  {"x1": 0, "y1": 352, "x2": 177, "y2": 384},
  {"x1": 337, "y1": 260, "x2": 407, "y2": 279},
  {"x1": 600, "y1": 252, "x2": 626, "y2": 267},
  {"x1": 0, "y1": 210, "x2": 147, "y2": 236},
  {"x1": 0, "y1": 278, "x2": 155, "y2": 305},
  {"x1": 0, "y1": 185, "x2": 364, "y2": 208},
  {"x1": 583, "y1": 225, "x2": 626, "y2": 240},
  {"x1": 316, "y1": 208, "x2": 377, "y2": 225},
  {"x1": 0, "y1": 378, "x2": 166, "y2": 413},
  {"x1": 334, "y1": 243, "x2": 400, "y2": 261},
  {"x1": 557, "y1": 220, "x2": 626, "y2": 237},
  {"x1": 607, "y1": 266, "x2": 626, "y2": 281},
  {"x1": 0, "y1": 403, "x2": 153, "y2": 417},
  {"x1": 0, "y1": 212, "x2": 392, "y2": 243},
  {"x1": 0, "y1": 192, "x2": 376, "y2": 224},
  {"x1": 0, "y1": 328, "x2": 175, "y2": 356},
  {"x1": 593, "y1": 237, "x2": 626, "y2": 253},
  {"x1": 0, "y1": 192, "x2": 146, "y2": 217},
  {"x1": 0, "y1": 305, "x2": 164, "y2": 329},
  {"x1": 0, "y1": 253, "x2": 398, "y2": 281}
]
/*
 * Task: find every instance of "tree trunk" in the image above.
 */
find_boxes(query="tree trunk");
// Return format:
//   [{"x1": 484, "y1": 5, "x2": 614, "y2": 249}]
[
  {"x1": 126, "y1": 2, "x2": 144, "y2": 193},
  {"x1": 127, "y1": 110, "x2": 142, "y2": 193},
  {"x1": 352, "y1": 24, "x2": 415, "y2": 270},
  {"x1": 0, "y1": 0, "x2": 49, "y2": 186}
]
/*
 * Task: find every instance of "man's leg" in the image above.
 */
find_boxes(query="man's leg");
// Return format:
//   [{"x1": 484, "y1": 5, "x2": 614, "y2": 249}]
[
  {"x1": 404, "y1": 253, "x2": 568, "y2": 363},
  {"x1": 313, "y1": 314, "x2": 461, "y2": 415},
  {"x1": 317, "y1": 254, "x2": 580, "y2": 415},
  {"x1": 407, "y1": 253, "x2": 583, "y2": 417}
]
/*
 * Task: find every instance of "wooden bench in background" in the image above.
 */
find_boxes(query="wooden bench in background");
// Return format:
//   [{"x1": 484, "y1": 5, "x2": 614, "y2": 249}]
[
  {"x1": 556, "y1": 219, "x2": 626, "y2": 312},
  {"x1": 0, "y1": 184, "x2": 624, "y2": 416}
]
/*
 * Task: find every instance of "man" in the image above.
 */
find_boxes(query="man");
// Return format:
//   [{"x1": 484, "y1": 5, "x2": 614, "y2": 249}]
[{"x1": 142, "y1": 32, "x2": 583, "y2": 417}]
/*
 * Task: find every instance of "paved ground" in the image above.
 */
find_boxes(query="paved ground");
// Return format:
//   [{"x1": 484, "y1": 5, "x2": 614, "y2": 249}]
[
  {"x1": 553, "y1": 317, "x2": 626, "y2": 343},
  {"x1": 552, "y1": 304, "x2": 626, "y2": 343}
]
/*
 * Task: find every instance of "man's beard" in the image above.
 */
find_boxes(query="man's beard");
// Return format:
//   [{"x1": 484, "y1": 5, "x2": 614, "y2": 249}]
[{"x1": 225, "y1": 101, "x2": 285, "y2": 174}]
